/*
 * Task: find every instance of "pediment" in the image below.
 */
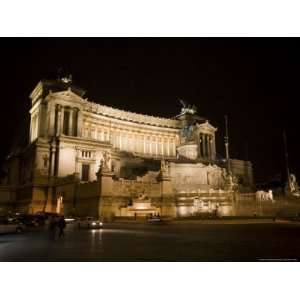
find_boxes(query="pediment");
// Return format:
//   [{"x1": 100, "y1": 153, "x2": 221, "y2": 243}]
[
  {"x1": 196, "y1": 121, "x2": 217, "y2": 132},
  {"x1": 48, "y1": 89, "x2": 86, "y2": 106}
]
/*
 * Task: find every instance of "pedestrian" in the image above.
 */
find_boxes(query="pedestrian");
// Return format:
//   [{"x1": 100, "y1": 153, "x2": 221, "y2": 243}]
[
  {"x1": 58, "y1": 216, "x2": 66, "y2": 238},
  {"x1": 49, "y1": 216, "x2": 57, "y2": 240}
]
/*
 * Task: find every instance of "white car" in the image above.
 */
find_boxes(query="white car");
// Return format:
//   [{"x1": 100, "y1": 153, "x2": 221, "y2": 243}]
[
  {"x1": 78, "y1": 217, "x2": 103, "y2": 229},
  {"x1": 0, "y1": 217, "x2": 25, "y2": 234}
]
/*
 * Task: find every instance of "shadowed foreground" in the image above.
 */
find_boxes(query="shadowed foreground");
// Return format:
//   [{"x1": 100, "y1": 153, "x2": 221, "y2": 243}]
[{"x1": 1, "y1": 220, "x2": 300, "y2": 262}]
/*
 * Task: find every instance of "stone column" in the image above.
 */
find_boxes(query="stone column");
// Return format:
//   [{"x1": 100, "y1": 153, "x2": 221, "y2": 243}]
[
  {"x1": 60, "y1": 106, "x2": 65, "y2": 135},
  {"x1": 212, "y1": 135, "x2": 216, "y2": 160},
  {"x1": 56, "y1": 105, "x2": 62, "y2": 136},
  {"x1": 35, "y1": 112, "x2": 40, "y2": 139},
  {"x1": 149, "y1": 138, "x2": 152, "y2": 155},
  {"x1": 29, "y1": 115, "x2": 33, "y2": 142},
  {"x1": 134, "y1": 135, "x2": 137, "y2": 153},
  {"x1": 48, "y1": 102, "x2": 56, "y2": 136},
  {"x1": 167, "y1": 139, "x2": 170, "y2": 156},
  {"x1": 210, "y1": 135, "x2": 214, "y2": 160},
  {"x1": 173, "y1": 140, "x2": 176, "y2": 157},
  {"x1": 155, "y1": 139, "x2": 158, "y2": 157},
  {"x1": 77, "y1": 110, "x2": 83, "y2": 137},
  {"x1": 198, "y1": 134, "x2": 202, "y2": 158},
  {"x1": 31, "y1": 114, "x2": 35, "y2": 141},
  {"x1": 207, "y1": 135, "x2": 211, "y2": 160},
  {"x1": 68, "y1": 108, "x2": 73, "y2": 136},
  {"x1": 143, "y1": 136, "x2": 146, "y2": 154},
  {"x1": 201, "y1": 134, "x2": 205, "y2": 158},
  {"x1": 49, "y1": 143, "x2": 56, "y2": 176},
  {"x1": 39, "y1": 104, "x2": 47, "y2": 137},
  {"x1": 119, "y1": 133, "x2": 123, "y2": 150}
]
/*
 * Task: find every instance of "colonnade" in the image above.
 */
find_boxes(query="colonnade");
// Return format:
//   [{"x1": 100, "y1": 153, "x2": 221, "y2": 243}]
[
  {"x1": 54, "y1": 105, "x2": 81, "y2": 137},
  {"x1": 199, "y1": 133, "x2": 216, "y2": 160},
  {"x1": 82, "y1": 124, "x2": 177, "y2": 157},
  {"x1": 113, "y1": 132, "x2": 176, "y2": 157}
]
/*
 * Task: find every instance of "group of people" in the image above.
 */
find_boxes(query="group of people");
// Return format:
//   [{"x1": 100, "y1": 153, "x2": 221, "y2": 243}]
[{"x1": 48, "y1": 215, "x2": 66, "y2": 240}]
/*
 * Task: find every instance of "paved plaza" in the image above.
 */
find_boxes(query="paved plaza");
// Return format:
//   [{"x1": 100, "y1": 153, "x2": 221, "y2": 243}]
[{"x1": 1, "y1": 220, "x2": 300, "y2": 262}]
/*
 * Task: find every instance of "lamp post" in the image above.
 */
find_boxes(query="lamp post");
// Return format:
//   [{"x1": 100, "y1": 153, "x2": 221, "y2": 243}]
[
  {"x1": 224, "y1": 115, "x2": 231, "y2": 175},
  {"x1": 283, "y1": 130, "x2": 291, "y2": 190}
]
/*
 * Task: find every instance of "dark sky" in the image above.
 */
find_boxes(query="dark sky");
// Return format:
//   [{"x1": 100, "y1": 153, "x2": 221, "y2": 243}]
[{"x1": 0, "y1": 38, "x2": 299, "y2": 183}]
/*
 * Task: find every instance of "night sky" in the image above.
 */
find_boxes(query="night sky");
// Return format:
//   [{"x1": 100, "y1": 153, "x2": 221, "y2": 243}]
[{"x1": 0, "y1": 38, "x2": 299, "y2": 184}]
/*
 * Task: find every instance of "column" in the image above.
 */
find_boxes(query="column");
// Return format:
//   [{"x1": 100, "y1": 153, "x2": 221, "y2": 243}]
[
  {"x1": 167, "y1": 139, "x2": 170, "y2": 157},
  {"x1": 211, "y1": 135, "x2": 216, "y2": 160},
  {"x1": 198, "y1": 134, "x2": 202, "y2": 158},
  {"x1": 120, "y1": 133, "x2": 123, "y2": 150},
  {"x1": 50, "y1": 143, "x2": 56, "y2": 176},
  {"x1": 208, "y1": 135, "x2": 212, "y2": 160},
  {"x1": 200, "y1": 134, "x2": 204, "y2": 158},
  {"x1": 76, "y1": 109, "x2": 82, "y2": 137},
  {"x1": 35, "y1": 112, "x2": 40, "y2": 138},
  {"x1": 38, "y1": 105, "x2": 46, "y2": 137},
  {"x1": 31, "y1": 114, "x2": 36, "y2": 141},
  {"x1": 68, "y1": 108, "x2": 73, "y2": 136},
  {"x1": 172, "y1": 140, "x2": 176, "y2": 157},
  {"x1": 155, "y1": 139, "x2": 158, "y2": 157},
  {"x1": 143, "y1": 135, "x2": 146, "y2": 154},
  {"x1": 47, "y1": 103, "x2": 56, "y2": 137},
  {"x1": 60, "y1": 106, "x2": 65, "y2": 135},
  {"x1": 149, "y1": 137, "x2": 152, "y2": 155},
  {"x1": 134, "y1": 134, "x2": 137, "y2": 152},
  {"x1": 29, "y1": 115, "x2": 33, "y2": 142},
  {"x1": 56, "y1": 105, "x2": 62, "y2": 136}
]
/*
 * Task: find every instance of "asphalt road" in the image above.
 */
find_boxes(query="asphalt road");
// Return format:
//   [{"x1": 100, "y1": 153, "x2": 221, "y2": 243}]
[{"x1": 1, "y1": 220, "x2": 300, "y2": 261}]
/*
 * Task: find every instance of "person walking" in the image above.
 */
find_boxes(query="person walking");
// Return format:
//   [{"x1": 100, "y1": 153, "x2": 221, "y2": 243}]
[
  {"x1": 49, "y1": 216, "x2": 57, "y2": 240},
  {"x1": 58, "y1": 216, "x2": 66, "y2": 238}
]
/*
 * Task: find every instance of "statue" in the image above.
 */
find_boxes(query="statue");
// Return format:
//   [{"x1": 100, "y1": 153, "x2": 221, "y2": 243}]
[
  {"x1": 103, "y1": 151, "x2": 112, "y2": 171},
  {"x1": 179, "y1": 99, "x2": 197, "y2": 115},
  {"x1": 286, "y1": 173, "x2": 300, "y2": 197},
  {"x1": 289, "y1": 174, "x2": 298, "y2": 192},
  {"x1": 161, "y1": 159, "x2": 170, "y2": 174},
  {"x1": 224, "y1": 172, "x2": 238, "y2": 191},
  {"x1": 181, "y1": 124, "x2": 195, "y2": 143},
  {"x1": 61, "y1": 74, "x2": 72, "y2": 84}
]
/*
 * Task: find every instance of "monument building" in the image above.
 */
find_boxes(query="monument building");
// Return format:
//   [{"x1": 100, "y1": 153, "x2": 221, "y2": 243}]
[{"x1": 0, "y1": 77, "x2": 254, "y2": 218}]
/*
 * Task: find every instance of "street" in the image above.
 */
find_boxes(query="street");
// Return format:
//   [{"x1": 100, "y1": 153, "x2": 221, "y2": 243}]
[{"x1": 1, "y1": 220, "x2": 300, "y2": 261}]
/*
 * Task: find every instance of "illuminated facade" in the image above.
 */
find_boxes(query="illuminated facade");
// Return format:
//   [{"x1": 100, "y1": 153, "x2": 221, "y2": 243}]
[{"x1": 1, "y1": 79, "x2": 254, "y2": 218}]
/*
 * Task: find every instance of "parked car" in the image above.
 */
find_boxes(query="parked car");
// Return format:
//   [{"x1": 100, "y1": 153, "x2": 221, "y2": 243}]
[
  {"x1": 64, "y1": 216, "x2": 78, "y2": 224},
  {"x1": 0, "y1": 216, "x2": 25, "y2": 234},
  {"x1": 35, "y1": 211, "x2": 60, "y2": 220},
  {"x1": 16, "y1": 214, "x2": 42, "y2": 227},
  {"x1": 147, "y1": 216, "x2": 165, "y2": 225},
  {"x1": 78, "y1": 217, "x2": 103, "y2": 229}
]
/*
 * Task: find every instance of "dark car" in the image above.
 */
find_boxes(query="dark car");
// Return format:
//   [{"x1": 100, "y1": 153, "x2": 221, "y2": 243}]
[
  {"x1": 0, "y1": 216, "x2": 25, "y2": 234},
  {"x1": 78, "y1": 217, "x2": 103, "y2": 229},
  {"x1": 16, "y1": 214, "x2": 44, "y2": 227}
]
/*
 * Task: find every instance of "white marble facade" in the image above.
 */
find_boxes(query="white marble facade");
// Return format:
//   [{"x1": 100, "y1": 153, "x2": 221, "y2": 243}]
[
  {"x1": 28, "y1": 80, "x2": 218, "y2": 183},
  {"x1": 1, "y1": 79, "x2": 255, "y2": 217}
]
